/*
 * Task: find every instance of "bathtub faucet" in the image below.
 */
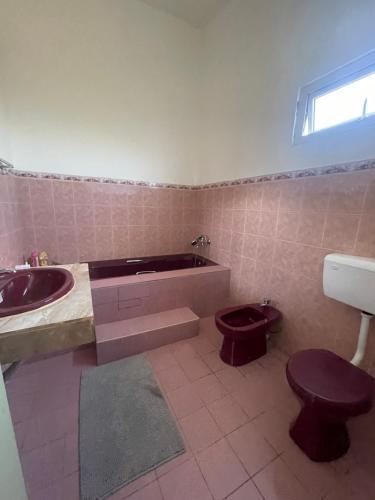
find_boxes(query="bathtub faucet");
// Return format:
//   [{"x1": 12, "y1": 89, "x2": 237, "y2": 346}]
[{"x1": 191, "y1": 235, "x2": 211, "y2": 248}]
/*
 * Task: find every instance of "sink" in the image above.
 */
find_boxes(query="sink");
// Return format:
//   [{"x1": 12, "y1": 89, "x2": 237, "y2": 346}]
[{"x1": 0, "y1": 268, "x2": 74, "y2": 318}]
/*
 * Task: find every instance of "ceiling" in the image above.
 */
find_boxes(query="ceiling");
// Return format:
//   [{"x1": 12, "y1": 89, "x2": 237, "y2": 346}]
[{"x1": 139, "y1": 0, "x2": 229, "y2": 28}]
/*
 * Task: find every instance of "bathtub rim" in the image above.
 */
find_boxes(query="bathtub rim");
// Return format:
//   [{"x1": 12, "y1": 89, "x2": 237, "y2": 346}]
[{"x1": 90, "y1": 263, "x2": 230, "y2": 290}]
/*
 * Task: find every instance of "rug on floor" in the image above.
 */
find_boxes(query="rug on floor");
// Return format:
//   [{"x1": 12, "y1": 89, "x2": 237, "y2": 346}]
[{"x1": 79, "y1": 354, "x2": 185, "y2": 500}]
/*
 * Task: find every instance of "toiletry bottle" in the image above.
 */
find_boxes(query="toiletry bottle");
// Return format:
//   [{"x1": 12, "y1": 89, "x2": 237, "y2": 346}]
[
  {"x1": 39, "y1": 251, "x2": 49, "y2": 267},
  {"x1": 30, "y1": 250, "x2": 39, "y2": 267}
]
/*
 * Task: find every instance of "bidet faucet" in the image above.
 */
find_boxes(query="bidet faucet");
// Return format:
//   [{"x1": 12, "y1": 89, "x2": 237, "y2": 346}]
[{"x1": 191, "y1": 235, "x2": 211, "y2": 248}]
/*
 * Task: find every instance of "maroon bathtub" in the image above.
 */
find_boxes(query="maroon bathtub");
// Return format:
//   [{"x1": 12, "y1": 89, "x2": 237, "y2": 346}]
[{"x1": 88, "y1": 253, "x2": 216, "y2": 281}]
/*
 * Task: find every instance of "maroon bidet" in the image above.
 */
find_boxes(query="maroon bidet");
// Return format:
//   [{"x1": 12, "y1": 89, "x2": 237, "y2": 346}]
[
  {"x1": 286, "y1": 349, "x2": 374, "y2": 462},
  {"x1": 215, "y1": 303, "x2": 282, "y2": 366}
]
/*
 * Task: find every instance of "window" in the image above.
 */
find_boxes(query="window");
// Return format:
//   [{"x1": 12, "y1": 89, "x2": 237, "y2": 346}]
[{"x1": 293, "y1": 49, "x2": 375, "y2": 143}]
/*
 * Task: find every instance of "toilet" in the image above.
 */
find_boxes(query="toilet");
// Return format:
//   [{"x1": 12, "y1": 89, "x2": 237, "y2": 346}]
[
  {"x1": 287, "y1": 349, "x2": 374, "y2": 462},
  {"x1": 215, "y1": 303, "x2": 282, "y2": 366},
  {"x1": 286, "y1": 254, "x2": 375, "y2": 462}
]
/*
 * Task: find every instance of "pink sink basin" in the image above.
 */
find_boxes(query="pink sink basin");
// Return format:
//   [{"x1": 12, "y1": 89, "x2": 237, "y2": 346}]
[{"x1": 0, "y1": 268, "x2": 74, "y2": 318}]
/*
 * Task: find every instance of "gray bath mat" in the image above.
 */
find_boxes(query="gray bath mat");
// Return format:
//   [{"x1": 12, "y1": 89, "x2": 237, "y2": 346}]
[{"x1": 79, "y1": 354, "x2": 185, "y2": 500}]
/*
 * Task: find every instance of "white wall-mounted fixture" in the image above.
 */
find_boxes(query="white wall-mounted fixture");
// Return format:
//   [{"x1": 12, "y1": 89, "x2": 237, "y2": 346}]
[{"x1": 323, "y1": 253, "x2": 375, "y2": 366}]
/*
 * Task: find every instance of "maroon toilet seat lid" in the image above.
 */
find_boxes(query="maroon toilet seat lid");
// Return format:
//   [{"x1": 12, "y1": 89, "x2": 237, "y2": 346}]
[{"x1": 287, "y1": 349, "x2": 374, "y2": 408}]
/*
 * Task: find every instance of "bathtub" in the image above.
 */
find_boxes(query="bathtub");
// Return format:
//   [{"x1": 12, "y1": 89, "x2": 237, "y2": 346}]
[
  {"x1": 88, "y1": 253, "x2": 216, "y2": 280},
  {"x1": 89, "y1": 253, "x2": 230, "y2": 325}
]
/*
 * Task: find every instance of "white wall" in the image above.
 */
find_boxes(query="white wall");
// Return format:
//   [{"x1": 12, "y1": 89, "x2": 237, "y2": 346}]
[
  {"x1": 0, "y1": 371, "x2": 27, "y2": 500},
  {"x1": 200, "y1": 0, "x2": 375, "y2": 183},
  {"x1": 0, "y1": 0, "x2": 202, "y2": 184},
  {"x1": 0, "y1": 84, "x2": 12, "y2": 163},
  {"x1": 1, "y1": 0, "x2": 375, "y2": 185}
]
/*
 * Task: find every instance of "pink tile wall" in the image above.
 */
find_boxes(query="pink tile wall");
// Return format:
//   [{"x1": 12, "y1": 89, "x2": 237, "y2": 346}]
[
  {"x1": 2, "y1": 167, "x2": 375, "y2": 374},
  {"x1": 0, "y1": 173, "x2": 32, "y2": 266},
  {"x1": 195, "y1": 170, "x2": 375, "y2": 373},
  {"x1": 0, "y1": 175, "x2": 201, "y2": 265}
]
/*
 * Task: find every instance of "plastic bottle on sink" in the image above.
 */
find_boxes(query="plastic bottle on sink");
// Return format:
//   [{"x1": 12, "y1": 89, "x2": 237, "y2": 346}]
[{"x1": 29, "y1": 250, "x2": 39, "y2": 267}]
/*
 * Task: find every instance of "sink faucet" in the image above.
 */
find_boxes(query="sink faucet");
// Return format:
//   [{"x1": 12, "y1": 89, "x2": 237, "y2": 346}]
[{"x1": 191, "y1": 235, "x2": 211, "y2": 248}]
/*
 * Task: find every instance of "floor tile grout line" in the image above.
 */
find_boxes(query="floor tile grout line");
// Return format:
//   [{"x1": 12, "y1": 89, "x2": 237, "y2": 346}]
[
  {"x1": 191, "y1": 450, "x2": 218, "y2": 500},
  {"x1": 154, "y1": 478, "x2": 166, "y2": 500},
  {"x1": 180, "y1": 415, "x2": 225, "y2": 457},
  {"x1": 251, "y1": 452, "x2": 281, "y2": 481},
  {"x1": 224, "y1": 421, "x2": 281, "y2": 482},
  {"x1": 253, "y1": 480, "x2": 267, "y2": 500},
  {"x1": 277, "y1": 449, "x2": 320, "y2": 496},
  {"x1": 10, "y1": 327, "x2": 374, "y2": 500},
  {"x1": 204, "y1": 398, "x2": 251, "y2": 438},
  {"x1": 222, "y1": 478, "x2": 266, "y2": 500}
]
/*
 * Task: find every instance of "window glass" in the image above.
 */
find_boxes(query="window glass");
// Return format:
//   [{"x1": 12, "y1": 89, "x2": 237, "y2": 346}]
[{"x1": 309, "y1": 72, "x2": 375, "y2": 134}]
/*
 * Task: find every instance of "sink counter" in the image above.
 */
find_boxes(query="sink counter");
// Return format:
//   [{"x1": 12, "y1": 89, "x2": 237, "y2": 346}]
[{"x1": 0, "y1": 263, "x2": 95, "y2": 363}]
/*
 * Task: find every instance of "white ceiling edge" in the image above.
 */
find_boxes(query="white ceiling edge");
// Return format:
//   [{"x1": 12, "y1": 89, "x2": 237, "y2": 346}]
[{"x1": 138, "y1": 0, "x2": 229, "y2": 29}]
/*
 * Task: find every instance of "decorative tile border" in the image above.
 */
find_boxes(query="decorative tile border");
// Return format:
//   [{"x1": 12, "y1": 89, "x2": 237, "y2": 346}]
[
  {"x1": 1, "y1": 167, "x2": 194, "y2": 190},
  {"x1": 197, "y1": 157, "x2": 375, "y2": 189},
  {"x1": 1, "y1": 157, "x2": 374, "y2": 190}
]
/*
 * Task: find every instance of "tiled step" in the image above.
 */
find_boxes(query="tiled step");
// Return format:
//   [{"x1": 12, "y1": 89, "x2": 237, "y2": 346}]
[{"x1": 95, "y1": 307, "x2": 199, "y2": 365}]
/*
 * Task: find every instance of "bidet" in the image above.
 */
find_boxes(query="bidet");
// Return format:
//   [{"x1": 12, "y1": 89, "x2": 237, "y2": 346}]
[{"x1": 215, "y1": 303, "x2": 282, "y2": 366}]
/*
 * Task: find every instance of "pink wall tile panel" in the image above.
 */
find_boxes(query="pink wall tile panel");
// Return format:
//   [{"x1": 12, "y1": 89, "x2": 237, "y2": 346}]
[
  {"x1": 196, "y1": 169, "x2": 375, "y2": 372},
  {"x1": 3, "y1": 177, "x2": 198, "y2": 265},
  {"x1": 0, "y1": 173, "x2": 34, "y2": 266},
  {"x1": 2, "y1": 167, "x2": 375, "y2": 375}
]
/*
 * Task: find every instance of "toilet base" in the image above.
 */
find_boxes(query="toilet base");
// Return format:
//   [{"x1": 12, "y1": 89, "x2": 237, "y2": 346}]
[
  {"x1": 289, "y1": 404, "x2": 350, "y2": 462},
  {"x1": 220, "y1": 335, "x2": 266, "y2": 366}
]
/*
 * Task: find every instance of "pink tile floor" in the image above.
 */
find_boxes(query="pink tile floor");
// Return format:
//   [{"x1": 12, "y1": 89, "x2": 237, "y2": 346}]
[{"x1": 5, "y1": 317, "x2": 375, "y2": 500}]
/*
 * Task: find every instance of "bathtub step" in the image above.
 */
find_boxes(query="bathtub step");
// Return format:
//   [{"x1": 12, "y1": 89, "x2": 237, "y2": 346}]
[{"x1": 95, "y1": 307, "x2": 199, "y2": 365}]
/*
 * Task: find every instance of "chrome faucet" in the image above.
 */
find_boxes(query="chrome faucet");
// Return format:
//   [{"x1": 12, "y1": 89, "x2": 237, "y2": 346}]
[
  {"x1": 260, "y1": 298, "x2": 271, "y2": 306},
  {"x1": 0, "y1": 267, "x2": 16, "y2": 275},
  {"x1": 191, "y1": 235, "x2": 211, "y2": 248}
]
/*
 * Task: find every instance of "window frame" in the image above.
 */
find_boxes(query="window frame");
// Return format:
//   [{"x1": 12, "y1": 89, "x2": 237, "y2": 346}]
[{"x1": 293, "y1": 49, "x2": 375, "y2": 145}]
